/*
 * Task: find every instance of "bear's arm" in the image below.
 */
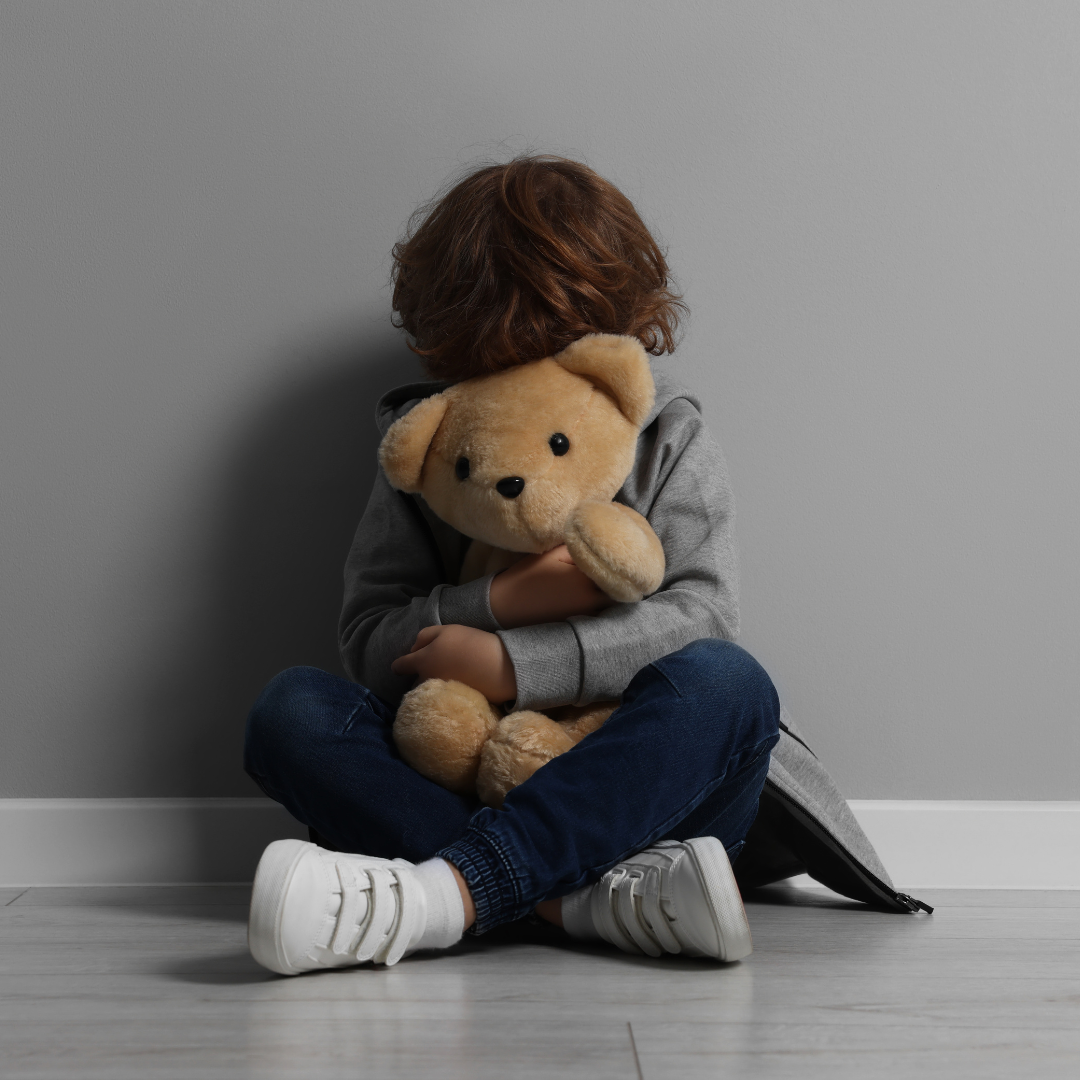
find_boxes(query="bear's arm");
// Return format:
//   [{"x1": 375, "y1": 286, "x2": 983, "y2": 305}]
[
  {"x1": 496, "y1": 398, "x2": 738, "y2": 710},
  {"x1": 338, "y1": 468, "x2": 503, "y2": 703}
]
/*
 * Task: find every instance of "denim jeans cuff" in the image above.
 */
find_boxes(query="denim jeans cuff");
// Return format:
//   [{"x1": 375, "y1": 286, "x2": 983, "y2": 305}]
[{"x1": 437, "y1": 827, "x2": 523, "y2": 934}]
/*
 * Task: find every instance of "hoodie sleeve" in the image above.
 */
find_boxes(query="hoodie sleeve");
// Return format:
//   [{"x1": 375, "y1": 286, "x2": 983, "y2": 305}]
[
  {"x1": 337, "y1": 466, "x2": 503, "y2": 704},
  {"x1": 496, "y1": 397, "x2": 739, "y2": 710}
]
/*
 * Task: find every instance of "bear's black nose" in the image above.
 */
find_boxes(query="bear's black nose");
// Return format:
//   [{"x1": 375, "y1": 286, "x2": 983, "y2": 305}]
[{"x1": 495, "y1": 476, "x2": 525, "y2": 499}]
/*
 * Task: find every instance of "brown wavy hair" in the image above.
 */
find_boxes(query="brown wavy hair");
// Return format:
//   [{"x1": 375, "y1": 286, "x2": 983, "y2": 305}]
[{"x1": 391, "y1": 155, "x2": 686, "y2": 380}]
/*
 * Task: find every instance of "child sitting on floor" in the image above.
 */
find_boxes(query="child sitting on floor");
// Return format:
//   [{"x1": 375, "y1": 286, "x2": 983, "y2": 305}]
[{"x1": 243, "y1": 155, "x2": 780, "y2": 973}]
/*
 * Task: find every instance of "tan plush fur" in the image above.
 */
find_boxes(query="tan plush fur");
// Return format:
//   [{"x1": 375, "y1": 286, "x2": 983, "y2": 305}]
[
  {"x1": 380, "y1": 334, "x2": 666, "y2": 806},
  {"x1": 565, "y1": 501, "x2": 665, "y2": 602},
  {"x1": 476, "y1": 702, "x2": 619, "y2": 808},
  {"x1": 546, "y1": 701, "x2": 619, "y2": 741},
  {"x1": 476, "y1": 713, "x2": 577, "y2": 808},
  {"x1": 457, "y1": 541, "x2": 523, "y2": 585},
  {"x1": 379, "y1": 394, "x2": 449, "y2": 493},
  {"x1": 393, "y1": 679, "x2": 501, "y2": 795}
]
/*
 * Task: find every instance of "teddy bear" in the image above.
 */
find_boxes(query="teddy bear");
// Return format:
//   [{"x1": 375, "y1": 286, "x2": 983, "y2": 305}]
[{"x1": 378, "y1": 333, "x2": 666, "y2": 807}]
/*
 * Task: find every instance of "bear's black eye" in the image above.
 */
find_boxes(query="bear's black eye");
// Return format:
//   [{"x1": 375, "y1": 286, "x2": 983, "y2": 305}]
[
  {"x1": 549, "y1": 433, "x2": 570, "y2": 456},
  {"x1": 455, "y1": 456, "x2": 470, "y2": 480}
]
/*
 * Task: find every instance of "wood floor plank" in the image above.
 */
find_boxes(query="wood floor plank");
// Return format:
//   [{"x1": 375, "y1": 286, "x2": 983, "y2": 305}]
[
  {"x1": 1, "y1": 887, "x2": 1077, "y2": 1078},
  {"x1": 3, "y1": 1030, "x2": 635, "y2": 1080},
  {"x1": 632, "y1": 1024, "x2": 1080, "y2": 1080}
]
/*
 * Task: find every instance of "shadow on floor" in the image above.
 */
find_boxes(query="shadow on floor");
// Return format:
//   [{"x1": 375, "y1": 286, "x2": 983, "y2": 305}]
[
  {"x1": 165, "y1": 916, "x2": 731, "y2": 986},
  {"x1": 743, "y1": 883, "x2": 869, "y2": 911},
  {"x1": 167, "y1": 955, "x2": 278, "y2": 985}
]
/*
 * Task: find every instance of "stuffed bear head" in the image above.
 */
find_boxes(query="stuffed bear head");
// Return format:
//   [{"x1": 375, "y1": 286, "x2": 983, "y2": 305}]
[{"x1": 378, "y1": 334, "x2": 655, "y2": 554}]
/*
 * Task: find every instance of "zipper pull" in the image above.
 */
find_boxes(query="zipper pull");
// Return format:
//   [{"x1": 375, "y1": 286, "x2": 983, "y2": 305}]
[{"x1": 895, "y1": 892, "x2": 934, "y2": 914}]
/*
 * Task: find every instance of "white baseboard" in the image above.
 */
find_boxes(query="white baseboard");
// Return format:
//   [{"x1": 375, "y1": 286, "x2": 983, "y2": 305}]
[
  {"x1": 1, "y1": 798, "x2": 1078, "y2": 888},
  {"x1": 778, "y1": 800, "x2": 1080, "y2": 891},
  {"x1": 847, "y1": 800, "x2": 1080, "y2": 890}
]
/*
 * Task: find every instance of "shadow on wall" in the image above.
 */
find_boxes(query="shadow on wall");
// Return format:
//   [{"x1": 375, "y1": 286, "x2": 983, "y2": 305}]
[{"x1": 149, "y1": 326, "x2": 423, "y2": 797}]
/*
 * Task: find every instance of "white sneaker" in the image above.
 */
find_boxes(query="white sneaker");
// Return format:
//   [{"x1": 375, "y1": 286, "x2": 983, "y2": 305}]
[
  {"x1": 247, "y1": 839, "x2": 465, "y2": 975},
  {"x1": 561, "y1": 837, "x2": 752, "y2": 961}
]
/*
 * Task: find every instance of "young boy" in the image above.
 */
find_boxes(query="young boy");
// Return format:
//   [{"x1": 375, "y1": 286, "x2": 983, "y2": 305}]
[{"x1": 243, "y1": 156, "x2": 780, "y2": 974}]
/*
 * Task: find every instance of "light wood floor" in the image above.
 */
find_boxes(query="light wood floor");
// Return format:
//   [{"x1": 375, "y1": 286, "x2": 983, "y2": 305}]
[{"x1": 1, "y1": 883, "x2": 1077, "y2": 1078}]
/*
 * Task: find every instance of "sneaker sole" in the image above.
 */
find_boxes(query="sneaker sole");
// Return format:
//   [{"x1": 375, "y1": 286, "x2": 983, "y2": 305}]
[
  {"x1": 683, "y1": 836, "x2": 753, "y2": 962},
  {"x1": 248, "y1": 838, "x2": 312, "y2": 976}
]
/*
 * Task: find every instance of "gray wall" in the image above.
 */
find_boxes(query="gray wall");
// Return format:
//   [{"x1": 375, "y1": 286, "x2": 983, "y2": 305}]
[{"x1": 3, "y1": 2, "x2": 1077, "y2": 800}]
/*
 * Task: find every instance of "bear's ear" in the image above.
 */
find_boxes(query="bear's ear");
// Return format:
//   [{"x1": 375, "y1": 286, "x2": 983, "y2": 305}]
[
  {"x1": 378, "y1": 392, "x2": 450, "y2": 493},
  {"x1": 552, "y1": 334, "x2": 655, "y2": 428}
]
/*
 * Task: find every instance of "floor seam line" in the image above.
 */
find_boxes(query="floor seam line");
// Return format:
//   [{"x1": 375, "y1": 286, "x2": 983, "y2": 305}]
[{"x1": 628, "y1": 1021, "x2": 644, "y2": 1080}]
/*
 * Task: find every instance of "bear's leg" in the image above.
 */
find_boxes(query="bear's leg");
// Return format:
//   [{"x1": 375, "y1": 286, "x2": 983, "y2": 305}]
[
  {"x1": 548, "y1": 701, "x2": 618, "y2": 743},
  {"x1": 394, "y1": 679, "x2": 501, "y2": 795},
  {"x1": 476, "y1": 712, "x2": 576, "y2": 808}
]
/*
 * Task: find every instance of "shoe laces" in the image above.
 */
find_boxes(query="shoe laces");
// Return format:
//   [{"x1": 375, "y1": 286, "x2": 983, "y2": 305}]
[
  {"x1": 330, "y1": 860, "x2": 420, "y2": 967},
  {"x1": 591, "y1": 849, "x2": 684, "y2": 958}
]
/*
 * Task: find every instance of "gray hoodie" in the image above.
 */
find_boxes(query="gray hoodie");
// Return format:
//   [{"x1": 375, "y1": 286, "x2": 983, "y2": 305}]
[
  {"x1": 338, "y1": 365, "x2": 739, "y2": 711},
  {"x1": 337, "y1": 370, "x2": 930, "y2": 916}
]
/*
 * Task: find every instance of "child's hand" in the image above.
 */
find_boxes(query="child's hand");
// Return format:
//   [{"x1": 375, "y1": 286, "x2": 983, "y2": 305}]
[
  {"x1": 489, "y1": 544, "x2": 612, "y2": 629},
  {"x1": 391, "y1": 625, "x2": 517, "y2": 703}
]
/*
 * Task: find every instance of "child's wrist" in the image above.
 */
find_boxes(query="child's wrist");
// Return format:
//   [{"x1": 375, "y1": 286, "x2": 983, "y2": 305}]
[
  {"x1": 486, "y1": 636, "x2": 517, "y2": 703},
  {"x1": 489, "y1": 569, "x2": 524, "y2": 628}
]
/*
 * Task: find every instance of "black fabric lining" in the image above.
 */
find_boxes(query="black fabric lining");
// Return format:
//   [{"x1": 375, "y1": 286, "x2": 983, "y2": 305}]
[{"x1": 736, "y1": 779, "x2": 933, "y2": 915}]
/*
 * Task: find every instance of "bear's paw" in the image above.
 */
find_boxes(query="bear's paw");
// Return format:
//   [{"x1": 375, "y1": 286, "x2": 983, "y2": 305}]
[{"x1": 565, "y1": 501, "x2": 666, "y2": 602}]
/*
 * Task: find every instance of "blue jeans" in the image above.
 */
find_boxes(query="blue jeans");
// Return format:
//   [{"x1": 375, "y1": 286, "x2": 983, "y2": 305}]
[{"x1": 244, "y1": 638, "x2": 780, "y2": 933}]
